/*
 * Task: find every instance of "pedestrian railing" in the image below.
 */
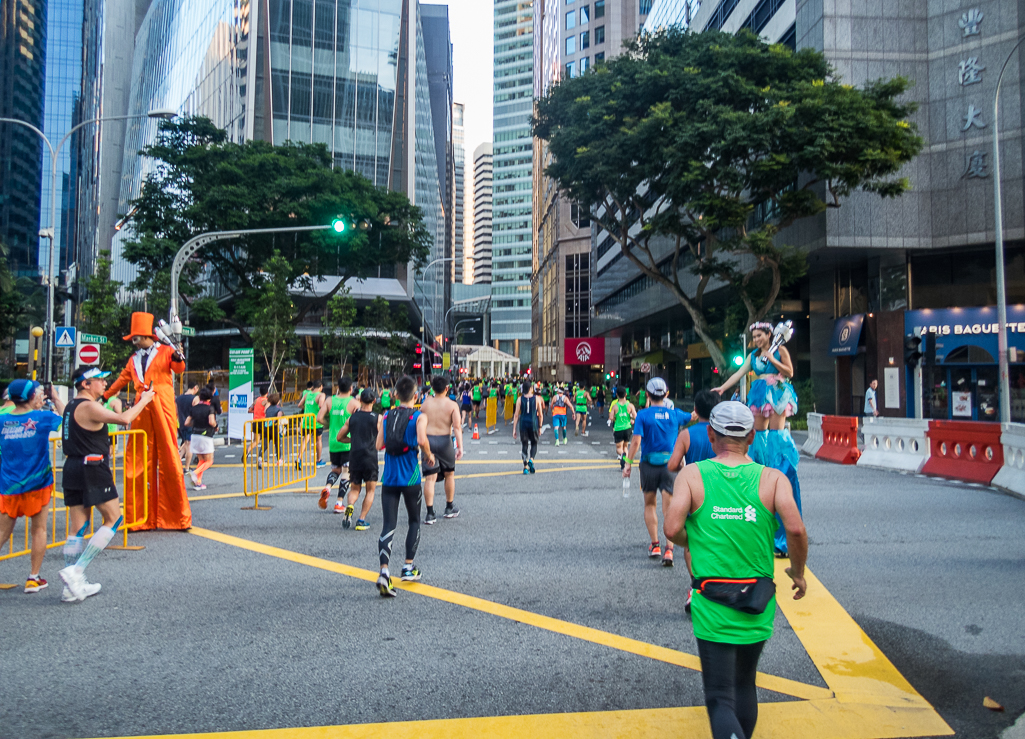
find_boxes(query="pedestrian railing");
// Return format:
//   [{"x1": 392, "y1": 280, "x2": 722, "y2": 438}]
[
  {"x1": 241, "y1": 413, "x2": 318, "y2": 509},
  {"x1": 0, "y1": 429, "x2": 148, "y2": 587}
]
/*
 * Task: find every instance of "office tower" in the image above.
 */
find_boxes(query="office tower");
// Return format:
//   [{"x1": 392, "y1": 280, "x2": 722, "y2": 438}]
[
  {"x1": 452, "y1": 101, "x2": 465, "y2": 285},
  {"x1": 492, "y1": 0, "x2": 532, "y2": 364},
  {"x1": 472, "y1": 142, "x2": 492, "y2": 285},
  {"x1": 531, "y1": 0, "x2": 649, "y2": 382},
  {"x1": 103, "y1": 0, "x2": 447, "y2": 340},
  {"x1": 0, "y1": 0, "x2": 46, "y2": 278}
]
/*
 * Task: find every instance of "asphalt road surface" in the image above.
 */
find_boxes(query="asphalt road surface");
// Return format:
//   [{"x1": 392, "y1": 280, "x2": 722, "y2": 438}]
[{"x1": 1, "y1": 412, "x2": 1022, "y2": 739}]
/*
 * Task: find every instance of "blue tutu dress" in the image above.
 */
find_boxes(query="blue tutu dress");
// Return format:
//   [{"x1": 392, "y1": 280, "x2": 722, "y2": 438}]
[{"x1": 748, "y1": 351, "x2": 799, "y2": 419}]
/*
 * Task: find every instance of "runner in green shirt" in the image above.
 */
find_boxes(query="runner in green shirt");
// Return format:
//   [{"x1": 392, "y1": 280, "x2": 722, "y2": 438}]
[
  {"x1": 636, "y1": 387, "x2": 648, "y2": 409},
  {"x1": 573, "y1": 385, "x2": 592, "y2": 437},
  {"x1": 608, "y1": 388, "x2": 636, "y2": 469},
  {"x1": 664, "y1": 401, "x2": 807, "y2": 739},
  {"x1": 300, "y1": 381, "x2": 326, "y2": 468},
  {"x1": 318, "y1": 377, "x2": 359, "y2": 512},
  {"x1": 380, "y1": 380, "x2": 393, "y2": 412},
  {"x1": 471, "y1": 383, "x2": 483, "y2": 419}
]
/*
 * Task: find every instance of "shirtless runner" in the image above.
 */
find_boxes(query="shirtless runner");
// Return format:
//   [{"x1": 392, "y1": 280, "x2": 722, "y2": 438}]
[{"x1": 420, "y1": 376, "x2": 464, "y2": 525}]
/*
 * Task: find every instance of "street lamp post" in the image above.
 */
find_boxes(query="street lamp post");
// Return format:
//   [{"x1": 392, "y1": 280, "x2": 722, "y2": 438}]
[
  {"x1": 413, "y1": 257, "x2": 454, "y2": 383},
  {"x1": 0, "y1": 107, "x2": 176, "y2": 381},
  {"x1": 992, "y1": 35, "x2": 1025, "y2": 425},
  {"x1": 168, "y1": 224, "x2": 335, "y2": 340}
]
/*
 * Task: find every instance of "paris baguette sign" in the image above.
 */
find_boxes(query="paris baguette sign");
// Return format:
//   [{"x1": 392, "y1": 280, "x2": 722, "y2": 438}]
[{"x1": 564, "y1": 337, "x2": 605, "y2": 366}]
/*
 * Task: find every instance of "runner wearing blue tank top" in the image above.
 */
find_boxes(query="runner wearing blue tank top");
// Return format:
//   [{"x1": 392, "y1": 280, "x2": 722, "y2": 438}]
[{"x1": 375, "y1": 375, "x2": 434, "y2": 597}]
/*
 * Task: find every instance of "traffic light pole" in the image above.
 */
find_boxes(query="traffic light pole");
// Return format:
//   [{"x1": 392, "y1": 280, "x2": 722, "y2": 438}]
[{"x1": 913, "y1": 361, "x2": 923, "y2": 420}]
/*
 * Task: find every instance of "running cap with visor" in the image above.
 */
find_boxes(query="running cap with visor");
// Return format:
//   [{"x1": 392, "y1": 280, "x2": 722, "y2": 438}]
[
  {"x1": 6, "y1": 379, "x2": 41, "y2": 402},
  {"x1": 709, "y1": 401, "x2": 755, "y2": 437},
  {"x1": 73, "y1": 366, "x2": 111, "y2": 387},
  {"x1": 646, "y1": 377, "x2": 668, "y2": 397}
]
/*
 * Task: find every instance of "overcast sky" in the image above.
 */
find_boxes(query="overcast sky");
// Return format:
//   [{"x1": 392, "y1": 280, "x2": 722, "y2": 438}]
[{"x1": 442, "y1": 0, "x2": 495, "y2": 156}]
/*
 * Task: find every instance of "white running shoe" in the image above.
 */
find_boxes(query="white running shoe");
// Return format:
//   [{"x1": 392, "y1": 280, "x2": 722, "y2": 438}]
[
  {"x1": 62, "y1": 582, "x2": 101, "y2": 603},
  {"x1": 58, "y1": 565, "x2": 87, "y2": 600},
  {"x1": 189, "y1": 470, "x2": 199, "y2": 487}
]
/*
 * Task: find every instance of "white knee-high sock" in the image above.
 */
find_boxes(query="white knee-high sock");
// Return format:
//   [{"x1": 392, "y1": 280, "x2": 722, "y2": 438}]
[
  {"x1": 64, "y1": 523, "x2": 88, "y2": 567},
  {"x1": 75, "y1": 516, "x2": 122, "y2": 571}
]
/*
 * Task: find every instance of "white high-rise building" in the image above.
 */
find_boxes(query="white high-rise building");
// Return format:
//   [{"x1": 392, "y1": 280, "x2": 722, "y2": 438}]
[
  {"x1": 492, "y1": 0, "x2": 533, "y2": 364},
  {"x1": 472, "y1": 142, "x2": 493, "y2": 285}
]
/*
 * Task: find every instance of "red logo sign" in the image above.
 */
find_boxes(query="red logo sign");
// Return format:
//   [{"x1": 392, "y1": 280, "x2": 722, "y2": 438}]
[
  {"x1": 564, "y1": 337, "x2": 605, "y2": 366},
  {"x1": 77, "y1": 343, "x2": 100, "y2": 365}
]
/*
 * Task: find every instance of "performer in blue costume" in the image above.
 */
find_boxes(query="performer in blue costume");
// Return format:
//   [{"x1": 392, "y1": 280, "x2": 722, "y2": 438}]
[{"x1": 713, "y1": 321, "x2": 802, "y2": 556}]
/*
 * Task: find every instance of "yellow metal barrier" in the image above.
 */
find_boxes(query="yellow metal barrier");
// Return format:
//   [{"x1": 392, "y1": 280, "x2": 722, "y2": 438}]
[
  {"x1": 242, "y1": 413, "x2": 318, "y2": 509},
  {"x1": 0, "y1": 430, "x2": 147, "y2": 588},
  {"x1": 486, "y1": 397, "x2": 498, "y2": 432},
  {"x1": 504, "y1": 394, "x2": 514, "y2": 421}
]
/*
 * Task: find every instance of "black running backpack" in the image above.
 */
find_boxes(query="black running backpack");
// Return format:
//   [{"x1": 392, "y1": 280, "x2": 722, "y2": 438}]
[{"x1": 384, "y1": 406, "x2": 416, "y2": 455}]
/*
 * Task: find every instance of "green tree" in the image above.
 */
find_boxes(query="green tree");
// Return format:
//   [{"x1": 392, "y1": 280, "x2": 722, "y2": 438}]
[
  {"x1": 244, "y1": 252, "x2": 298, "y2": 392},
  {"x1": 321, "y1": 289, "x2": 358, "y2": 378},
  {"x1": 0, "y1": 242, "x2": 26, "y2": 347},
  {"x1": 79, "y1": 251, "x2": 132, "y2": 369},
  {"x1": 533, "y1": 29, "x2": 923, "y2": 371},
  {"x1": 121, "y1": 116, "x2": 433, "y2": 340}
]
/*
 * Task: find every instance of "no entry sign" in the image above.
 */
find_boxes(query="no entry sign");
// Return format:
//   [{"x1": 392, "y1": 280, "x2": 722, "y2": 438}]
[{"x1": 76, "y1": 343, "x2": 101, "y2": 367}]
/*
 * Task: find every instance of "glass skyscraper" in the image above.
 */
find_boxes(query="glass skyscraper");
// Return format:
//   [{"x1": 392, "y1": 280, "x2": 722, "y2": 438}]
[
  {"x1": 107, "y1": 0, "x2": 446, "y2": 337},
  {"x1": 40, "y1": 0, "x2": 84, "y2": 284},
  {"x1": 492, "y1": 0, "x2": 533, "y2": 365},
  {"x1": 0, "y1": 0, "x2": 47, "y2": 279}
]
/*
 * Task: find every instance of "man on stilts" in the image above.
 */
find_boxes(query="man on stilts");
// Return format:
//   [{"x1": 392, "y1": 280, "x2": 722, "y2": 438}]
[{"x1": 102, "y1": 312, "x2": 191, "y2": 530}]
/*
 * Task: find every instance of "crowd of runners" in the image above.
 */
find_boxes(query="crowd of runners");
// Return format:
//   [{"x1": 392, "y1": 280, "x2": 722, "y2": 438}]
[{"x1": 2, "y1": 315, "x2": 807, "y2": 739}]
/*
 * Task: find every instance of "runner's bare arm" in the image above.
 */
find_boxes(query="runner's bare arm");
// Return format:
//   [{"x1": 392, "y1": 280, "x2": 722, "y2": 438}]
[
  {"x1": 450, "y1": 403, "x2": 464, "y2": 457},
  {"x1": 375, "y1": 414, "x2": 385, "y2": 451},
  {"x1": 77, "y1": 390, "x2": 156, "y2": 428},
  {"x1": 665, "y1": 465, "x2": 698, "y2": 546},
  {"x1": 623, "y1": 433, "x2": 642, "y2": 478},
  {"x1": 668, "y1": 428, "x2": 690, "y2": 472},
  {"x1": 416, "y1": 413, "x2": 435, "y2": 467},
  {"x1": 769, "y1": 469, "x2": 807, "y2": 598}
]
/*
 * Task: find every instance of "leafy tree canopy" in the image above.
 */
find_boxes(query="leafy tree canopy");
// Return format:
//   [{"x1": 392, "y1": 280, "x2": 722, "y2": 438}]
[
  {"x1": 533, "y1": 28, "x2": 923, "y2": 370},
  {"x1": 122, "y1": 116, "x2": 432, "y2": 338}
]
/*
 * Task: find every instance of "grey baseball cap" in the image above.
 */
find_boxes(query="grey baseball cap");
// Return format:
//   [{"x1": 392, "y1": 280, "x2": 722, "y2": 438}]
[{"x1": 709, "y1": 401, "x2": 755, "y2": 437}]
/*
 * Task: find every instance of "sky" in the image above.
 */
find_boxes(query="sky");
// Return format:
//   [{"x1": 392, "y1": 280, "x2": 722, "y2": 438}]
[{"x1": 441, "y1": 0, "x2": 495, "y2": 157}]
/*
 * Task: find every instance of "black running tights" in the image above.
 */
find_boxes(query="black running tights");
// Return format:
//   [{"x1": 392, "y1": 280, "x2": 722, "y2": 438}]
[
  {"x1": 695, "y1": 638, "x2": 766, "y2": 739},
  {"x1": 379, "y1": 485, "x2": 422, "y2": 568},
  {"x1": 519, "y1": 424, "x2": 538, "y2": 463}
]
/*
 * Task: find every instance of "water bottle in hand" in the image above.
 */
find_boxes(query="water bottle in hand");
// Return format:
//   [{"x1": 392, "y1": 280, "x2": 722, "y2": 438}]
[{"x1": 622, "y1": 476, "x2": 631, "y2": 498}]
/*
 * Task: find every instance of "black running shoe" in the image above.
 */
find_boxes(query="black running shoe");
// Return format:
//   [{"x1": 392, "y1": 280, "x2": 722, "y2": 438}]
[
  {"x1": 400, "y1": 565, "x2": 422, "y2": 582},
  {"x1": 425, "y1": 511, "x2": 437, "y2": 525},
  {"x1": 443, "y1": 506, "x2": 459, "y2": 519}
]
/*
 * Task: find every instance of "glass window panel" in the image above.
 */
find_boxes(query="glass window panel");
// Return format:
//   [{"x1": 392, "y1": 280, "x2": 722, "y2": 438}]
[
  {"x1": 595, "y1": 51, "x2": 605, "y2": 63},
  {"x1": 312, "y1": 74, "x2": 333, "y2": 123},
  {"x1": 594, "y1": 0, "x2": 605, "y2": 18},
  {"x1": 291, "y1": 73, "x2": 312, "y2": 122},
  {"x1": 335, "y1": 4, "x2": 350, "y2": 51},
  {"x1": 581, "y1": 31, "x2": 589, "y2": 49},
  {"x1": 566, "y1": 10, "x2": 575, "y2": 29},
  {"x1": 314, "y1": 0, "x2": 334, "y2": 49},
  {"x1": 292, "y1": 0, "x2": 313, "y2": 46},
  {"x1": 580, "y1": 55, "x2": 589, "y2": 72},
  {"x1": 270, "y1": 0, "x2": 291, "y2": 43},
  {"x1": 579, "y1": 5, "x2": 589, "y2": 23},
  {"x1": 271, "y1": 69, "x2": 290, "y2": 119},
  {"x1": 594, "y1": 25, "x2": 604, "y2": 44},
  {"x1": 565, "y1": 35, "x2": 576, "y2": 55}
]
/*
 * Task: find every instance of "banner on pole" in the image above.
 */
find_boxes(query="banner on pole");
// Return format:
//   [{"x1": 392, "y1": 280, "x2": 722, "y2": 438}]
[{"x1": 228, "y1": 348, "x2": 254, "y2": 440}]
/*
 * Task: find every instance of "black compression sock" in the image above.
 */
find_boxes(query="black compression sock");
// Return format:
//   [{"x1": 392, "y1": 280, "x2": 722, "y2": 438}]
[{"x1": 427, "y1": 505, "x2": 435, "y2": 515}]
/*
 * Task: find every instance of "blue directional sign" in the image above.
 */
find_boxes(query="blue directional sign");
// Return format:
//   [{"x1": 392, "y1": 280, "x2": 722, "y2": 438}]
[{"x1": 54, "y1": 326, "x2": 76, "y2": 348}]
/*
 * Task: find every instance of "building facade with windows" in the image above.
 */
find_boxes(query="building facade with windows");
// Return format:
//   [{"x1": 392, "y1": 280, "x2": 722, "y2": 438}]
[
  {"x1": 453, "y1": 101, "x2": 466, "y2": 284},
  {"x1": 0, "y1": 0, "x2": 47, "y2": 279},
  {"x1": 531, "y1": 0, "x2": 649, "y2": 382},
  {"x1": 492, "y1": 0, "x2": 534, "y2": 365},
  {"x1": 102, "y1": 0, "x2": 447, "y2": 340},
  {"x1": 472, "y1": 141, "x2": 493, "y2": 285},
  {"x1": 590, "y1": 0, "x2": 1025, "y2": 421}
]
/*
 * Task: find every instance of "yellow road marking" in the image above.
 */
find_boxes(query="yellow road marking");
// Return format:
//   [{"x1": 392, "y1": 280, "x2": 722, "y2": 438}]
[
  {"x1": 188, "y1": 526, "x2": 827, "y2": 701},
  {"x1": 86, "y1": 698, "x2": 952, "y2": 739}
]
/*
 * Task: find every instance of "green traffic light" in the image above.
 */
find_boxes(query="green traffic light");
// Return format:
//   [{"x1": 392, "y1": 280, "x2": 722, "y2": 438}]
[
  {"x1": 331, "y1": 219, "x2": 346, "y2": 233},
  {"x1": 733, "y1": 355, "x2": 744, "y2": 366}
]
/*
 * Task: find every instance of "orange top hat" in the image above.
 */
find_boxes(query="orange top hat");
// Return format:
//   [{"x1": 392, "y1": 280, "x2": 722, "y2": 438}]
[{"x1": 124, "y1": 312, "x2": 158, "y2": 340}]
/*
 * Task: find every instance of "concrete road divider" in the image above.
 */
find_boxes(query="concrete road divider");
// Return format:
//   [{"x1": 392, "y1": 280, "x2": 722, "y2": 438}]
[
  {"x1": 858, "y1": 417, "x2": 931, "y2": 473},
  {"x1": 816, "y1": 415, "x2": 861, "y2": 464},
  {"x1": 802, "y1": 413, "x2": 824, "y2": 456},
  {"x1": 992, "y1": 423, "x2": 1025, "y2": 498},
  {"x1": 922, "y1": 420, "x2": 1003, "y2": 485}
]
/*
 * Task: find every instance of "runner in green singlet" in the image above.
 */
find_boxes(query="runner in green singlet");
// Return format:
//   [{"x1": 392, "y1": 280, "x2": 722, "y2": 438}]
[
  {"x1": 471, "y1": 383, "x2": 482, "y2": 419},
  {"x1": 664, "y1": 401, "x2": 807, "y2": 739},
  {"x1": 608, "y1": 388, "x2": 636, "y2": 469},
  {"x1": 300, "y1": 381, "x2": 326, "y2": 468},
  {"x1": 573, "y1": 385, "x2": 592, "y2": 437},
  {"x1": 318, "y1": 378, "x2": 358, "y2": 511},
  {"x1": 636, "y1": 387, "x2": 648, "y2": 409}
]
